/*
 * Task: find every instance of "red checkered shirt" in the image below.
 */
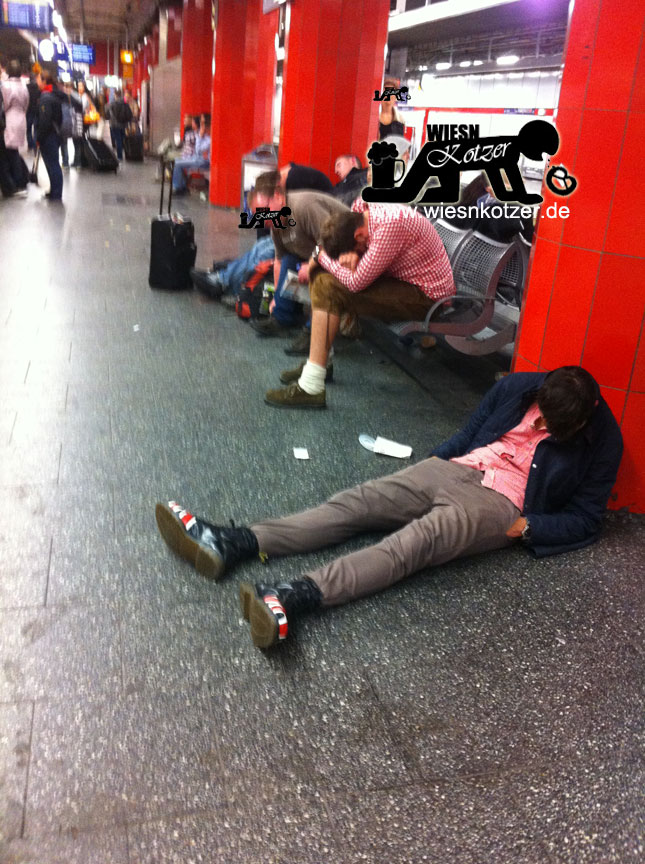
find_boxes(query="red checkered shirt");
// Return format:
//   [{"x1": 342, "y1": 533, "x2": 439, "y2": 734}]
[{"x1": 317, "y1": 200, "x2": 454, "y2": 300}]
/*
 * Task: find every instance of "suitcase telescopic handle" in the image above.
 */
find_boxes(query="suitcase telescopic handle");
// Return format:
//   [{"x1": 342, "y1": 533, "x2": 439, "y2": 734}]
[{"x1": 160, "y1": 159, "x2": 175, "y2": 216}]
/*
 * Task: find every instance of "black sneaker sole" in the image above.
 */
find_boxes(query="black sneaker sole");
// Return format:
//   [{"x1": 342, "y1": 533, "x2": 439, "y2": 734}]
[
  {"x1": 155, "y1": 502, "x2": 225, "y2": 580},
  {"x1": 239, "y1": 582, "x2": 279, "y2": 648}
]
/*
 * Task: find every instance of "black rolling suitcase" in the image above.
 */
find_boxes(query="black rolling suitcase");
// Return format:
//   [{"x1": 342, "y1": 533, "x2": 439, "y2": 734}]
[
  {"x1": 83, "y1": 134, "x2": 119, "y2": 173},
  {"x1": 149, "y1": 160, "x2": 197, "y2": 291},
  {"x1": 124, "y1": 132, "x2": 144, "y2": 162}
]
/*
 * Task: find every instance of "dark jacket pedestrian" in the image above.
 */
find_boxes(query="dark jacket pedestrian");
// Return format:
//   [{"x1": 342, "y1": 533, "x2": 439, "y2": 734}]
[
  {"x1": 26, "y1": 73, "x2": 40, "y2": 150},
  {"x1": 36, "y1": 72, "x2": 64, "y2": 200}
]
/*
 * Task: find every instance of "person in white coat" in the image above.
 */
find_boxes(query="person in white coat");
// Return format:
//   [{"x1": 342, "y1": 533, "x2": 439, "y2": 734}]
[{"x1": 1, "y1": 60, "x2": 29, "y2": 194}]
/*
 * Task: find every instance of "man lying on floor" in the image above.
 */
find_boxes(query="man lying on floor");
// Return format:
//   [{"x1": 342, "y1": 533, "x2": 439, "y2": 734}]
[{"x1": 155, "y1": 366, "x2": 623, "y2": 650}]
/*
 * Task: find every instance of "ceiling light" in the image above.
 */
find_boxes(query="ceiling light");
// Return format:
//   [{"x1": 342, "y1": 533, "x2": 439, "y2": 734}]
[
  {"x1": 459, "y1": 61, "x2": 471, "y2": 68},
  {"x1": 473, "y1": 60, "x2": 483, "y2": 66},
  {"x1": 497, "y1": 55, "x2": 519, "y2": 65},
  {"x1": 436, "y1": 62, "x2": 452, "y2": 71}
]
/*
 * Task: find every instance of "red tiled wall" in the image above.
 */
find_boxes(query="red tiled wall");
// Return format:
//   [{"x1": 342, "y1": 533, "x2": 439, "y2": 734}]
[
  {"x1": 280, "y1": 0, "x2": 389, "y2": 179},
  {"x1": 89, "y1": 41, "x2": 108, "y2": 77},
  {"x1": 167, "y1": 4, "x2": 183, "y2": 61},
  {"x1": 513, "y1": 0, "x2": 645, "y2": 511},
  {"x1": 180, "y1": 0, "x2": 214, "y2": 123},
  {"x1": 151, "y1": 25, "x2": 160, "y2": 67},
  {"x1": 209, "y1": 0, "x2": 279, "y2": 206}
]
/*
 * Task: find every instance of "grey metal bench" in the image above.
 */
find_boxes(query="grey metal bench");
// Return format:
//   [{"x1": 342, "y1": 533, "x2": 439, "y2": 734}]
[
  {"x1": 431, "y1": 219, "x2": 472, "y2": 263},
  {"x1": 389, "y1": 231, "x2": 520, "y2": 356}
]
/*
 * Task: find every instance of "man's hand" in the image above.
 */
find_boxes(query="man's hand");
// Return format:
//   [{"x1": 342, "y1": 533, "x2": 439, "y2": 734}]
[
  {"x1": 506, "y1": 517, "x2": 527, "y2": 538},
  {"x1": 338, "y1": 252, "x2": 360, "y2": 271},
  {"x1": 298, "y1": 262, "x2": 309, "y2": 283}
]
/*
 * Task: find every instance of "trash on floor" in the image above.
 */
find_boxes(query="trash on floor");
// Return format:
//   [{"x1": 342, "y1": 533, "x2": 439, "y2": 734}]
[{"x1": 359, "y1": 434, "x2": 412, "y2": 458}]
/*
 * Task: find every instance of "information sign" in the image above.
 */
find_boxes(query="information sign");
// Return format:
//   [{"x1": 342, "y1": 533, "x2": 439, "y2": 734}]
[{"x1": 1, "y1": 0, "x2": 52, "y2": 31}]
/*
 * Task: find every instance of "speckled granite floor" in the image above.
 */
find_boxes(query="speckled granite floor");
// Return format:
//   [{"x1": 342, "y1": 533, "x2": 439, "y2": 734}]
[{"x1": 0, "y1": 160, "x2": 643, "y2": 864}]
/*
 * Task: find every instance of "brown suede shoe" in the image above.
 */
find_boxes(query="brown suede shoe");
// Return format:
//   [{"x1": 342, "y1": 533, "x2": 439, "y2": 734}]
[
  {"x1": 279, "y1": 362, "x2": 333, "y2": 384},
  {"x1": 284, "y1": 328, "x2": 311, "y2": 355},
  {"x1": 250, "y1": 316, "x2": 294, "y2": 337},
  {"x1": 264, "y1": 382, "x2": 326, "y2": 409}
]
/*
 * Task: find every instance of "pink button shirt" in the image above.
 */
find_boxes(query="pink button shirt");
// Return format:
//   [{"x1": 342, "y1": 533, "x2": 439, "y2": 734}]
[{"x1": 451, "y1": 403, "x2": 550, "y2": 511}]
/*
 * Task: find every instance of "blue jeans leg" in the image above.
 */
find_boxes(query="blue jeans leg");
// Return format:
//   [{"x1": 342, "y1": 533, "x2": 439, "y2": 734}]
[
  {"x1": 41, "y1": 133, "x2": 63, "y2": 199},
  {"x1": 113, "y1": 128, "x2": 125, "y2": 160},
  {"x1": 272, "y1": 254, "x2": 303, "y2": 326},
  {"x1": 172, "y1": 158, "x2": 208, "y2": 191},
  {"x1": 217, "y1": 236, "x2": 275, "y2": 295}
]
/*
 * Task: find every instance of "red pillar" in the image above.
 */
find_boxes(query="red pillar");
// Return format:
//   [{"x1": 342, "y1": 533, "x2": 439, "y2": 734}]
[
  {"x1": 513, "y1": 0, "x2": 645, "y2": 510},
  {"x1": 180, "y1": 0, "x2": 214, "y2": 122},
  {"x1": 167, "y1": 3, "x2": 183, "y2": 61},
  {"x1": 279, "y1": 0, "x2": 389, "y2": 179},
  {"x1": 209, "y1": 0, "x2": 278, "y2": 206},
  {"x1": 151, "y1": 24, "x2": 160, "y2": 67}
]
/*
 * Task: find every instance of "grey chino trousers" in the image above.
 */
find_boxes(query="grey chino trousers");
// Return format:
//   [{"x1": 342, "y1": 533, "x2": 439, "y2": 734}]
[{"x1": 251, "y1": 458, "x2": 520, "y2": 607}]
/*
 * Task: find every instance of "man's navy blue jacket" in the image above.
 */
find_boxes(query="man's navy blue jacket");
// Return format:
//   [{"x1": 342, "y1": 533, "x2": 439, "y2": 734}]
[{"x1": 431, "y1": 372, "x2": 623, "y2": 558}]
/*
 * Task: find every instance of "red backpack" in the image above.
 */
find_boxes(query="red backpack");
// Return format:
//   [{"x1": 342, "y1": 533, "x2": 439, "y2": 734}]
[{"x1": 235, "y1": 259, "x2": 274, "y2": 320}]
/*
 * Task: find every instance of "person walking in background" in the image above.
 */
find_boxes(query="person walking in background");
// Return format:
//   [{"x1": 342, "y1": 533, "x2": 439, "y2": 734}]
[
  {"x1": 1, "y1": 59, "x2": 29, "y2": 196},
  {"x1": 107, "y1": 90, "x2": 132, "y2": 161},
  {"x1": 36, "y1": 69, "x2": 64, "y2": 202},
  {"x1": 378, "y1": 77, "x2": 406, "y2": 140},
  {"x1": 26, "y1": 63, "x2": 40, "y2": 151},
  {"x1": 69, "y1": 83, "x2": 84, "y2": 168},
  {"x1": 124, "y1": 90, "x2": 139, "y2": 123}
]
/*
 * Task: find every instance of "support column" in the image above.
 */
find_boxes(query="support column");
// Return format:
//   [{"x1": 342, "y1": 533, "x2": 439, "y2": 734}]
[
  {"x1": 513, "y1": 0, "x2": 645, "y2": 510},
  {"x1": 279, "y1": 0, "x2": 390, "y2": 178},
  {"x1": 180, "y1": 0, "x2": 214, "y2": 122},
  {"x1": 209, "y1": 0, "x2": 278, "y2": 206}
]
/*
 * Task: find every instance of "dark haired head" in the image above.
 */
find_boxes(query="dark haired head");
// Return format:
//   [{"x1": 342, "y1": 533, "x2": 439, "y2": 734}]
[
  {"x1": 8, "y1": 59, "x2": 22, "y2": 78},
  {"x1": 254, "y1": 170, "x2": 282, "y2": 198},
  {"x1": 319, "y1": 211, "x2": 365, "y2": 258},
  {"x1": 537, "y1": 366, "x2": 597, "y2": 441},
  {"x1": 458, "y1": 172, "x2": 489, "y2": 208}
]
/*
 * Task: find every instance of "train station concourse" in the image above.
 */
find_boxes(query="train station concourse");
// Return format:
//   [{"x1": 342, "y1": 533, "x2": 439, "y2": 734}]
[{"x1": 0, "y1": 1, "x2": 643, "y2": 862}]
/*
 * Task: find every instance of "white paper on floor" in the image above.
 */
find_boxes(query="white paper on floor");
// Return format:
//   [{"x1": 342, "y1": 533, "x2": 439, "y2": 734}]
[{"x1": 359, "y1": 435, "x2": 412, "y2": 459}]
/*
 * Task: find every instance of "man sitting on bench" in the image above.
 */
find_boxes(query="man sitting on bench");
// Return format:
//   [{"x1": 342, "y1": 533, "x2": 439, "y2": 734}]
[{"x1": 264, "y1": 200, "x2": 454, "y2": 409}]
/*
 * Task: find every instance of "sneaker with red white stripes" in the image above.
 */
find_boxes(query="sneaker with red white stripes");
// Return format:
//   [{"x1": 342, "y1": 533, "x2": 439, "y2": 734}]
[
  {"x1": 155, "y1": 500, "x2": 258, "y2": 580},
  {"x1": 239, "y1": 578, "x2": 323, "y2": 648}
]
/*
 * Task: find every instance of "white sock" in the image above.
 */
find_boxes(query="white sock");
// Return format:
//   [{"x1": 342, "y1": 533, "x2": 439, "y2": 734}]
[{"x1": 298, "y1": 360, "x2": 327, "y2": 395}]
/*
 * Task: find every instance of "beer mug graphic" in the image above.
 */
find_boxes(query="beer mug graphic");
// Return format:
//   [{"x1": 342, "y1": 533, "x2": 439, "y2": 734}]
[{"x1": 367, "y1": 141, "x2": 406, "y2": 189}]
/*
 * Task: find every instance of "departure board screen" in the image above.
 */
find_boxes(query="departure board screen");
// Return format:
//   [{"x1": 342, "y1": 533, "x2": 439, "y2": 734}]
[
  {"x1": 71, "y1": 43, "x2": 96, "y2": 65},
  {"x1": 1, "y1": 1, "x2": 53, "y2": 31}
]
